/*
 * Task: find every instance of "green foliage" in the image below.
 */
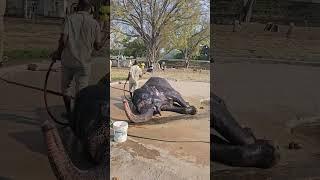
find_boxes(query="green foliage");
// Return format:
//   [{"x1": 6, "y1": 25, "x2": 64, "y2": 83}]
[
  {"x1": 99, "y1": 5, "x2": 110, "y2": 21},
  {"x1": 110, "y1": 49, "x2": 119, "y2": 56},
  {"x1": 122, "y1": 38, "x2": 146, "y2": 58},
  {"x1": 198, "y1": 45, "x2": 209, "y2": 60},
  {"x1": 165, "y1": 0, "x2": 210, "y2": 60},
  {"x1": 4, "y1": 49, "x2": 51, "y2": 60},
  {"x1": 111, "y1": 0, "x2": 208, "y2": 64},
  {"x1": 173, "y1": 52, "x2": 184, "y2": 59}
]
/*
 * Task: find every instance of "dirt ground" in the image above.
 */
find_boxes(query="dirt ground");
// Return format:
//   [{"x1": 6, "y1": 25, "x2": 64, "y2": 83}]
[
  {"x1": 214, "y1": 23, "x2": 320, "y2": 62},
  {"x1": 110, "y1": 79, "x2": 210, "y2": 179},
  {"x1": 4, "y1": 17, "x2": 61, "y2": 51},
  {"x1": 212, "y1": 62, "x2": 320, "y2": 180},
  {"x1": 0, "y1": 59, "x2": 107, "y2": 180},
  {"x1": 111, "y1": 68, "x2": 210, "y2": 83}
]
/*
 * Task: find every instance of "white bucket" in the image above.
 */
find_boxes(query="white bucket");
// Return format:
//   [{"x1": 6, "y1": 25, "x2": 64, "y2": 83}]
[{"x1": 113, "y1": 121, "x2": 128, "y2": 143}]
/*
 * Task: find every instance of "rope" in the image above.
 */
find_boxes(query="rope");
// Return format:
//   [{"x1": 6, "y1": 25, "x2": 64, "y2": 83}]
[
  {"x1": 0, "y1": 73, "x2": 73, "y2": 99},
  {"x1": 109, "y1": 80, "x2": 131, "y2": 101},
  {"x1": 110, "y1": 85, "x2": 130, "y2": 93},
  {"x1": 127, "y1": 134, "x2": 210, "y2": 144},
  {"x1": 44, "y1": 61, "x2": 69, "y2": 126}
]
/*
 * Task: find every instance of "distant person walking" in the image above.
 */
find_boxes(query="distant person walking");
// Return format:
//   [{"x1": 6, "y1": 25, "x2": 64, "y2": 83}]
[
  {"x1": 0, "y1": 0, "x2": 6, "y2": 66},
  {"x1": 127, "y1": 60, "x2": 142, "y2": 96},
  {"x1": 51, "y1": 0, "x2": 105, "y2": 119}
]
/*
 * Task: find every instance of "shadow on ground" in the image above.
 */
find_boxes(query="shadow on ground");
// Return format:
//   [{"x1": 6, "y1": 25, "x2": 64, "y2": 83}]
[
  {"x1": 0, "y1": 176, "x2": 13, "y2": 180},
  {"x1": 0, "y1": 113, "x2": 40, "y2": 126},
  {"x1": 36, "y1": 105, "x2": 96, "y2": 169},
  {"x1": 2, "y1": 105, "x2": 94, "y2": 169},
  {"x1": 112, "y1": 112, "x2": 209, "y2": 126}
]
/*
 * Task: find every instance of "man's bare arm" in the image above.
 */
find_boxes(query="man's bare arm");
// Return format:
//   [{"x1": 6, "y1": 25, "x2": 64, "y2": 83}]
[
  {"x1": 51, "y1": 34, "x2": 65, "y2": 61},
  {"x1": 94, "y1": 33, "x2": 108, "y2": 51},
  {"x1": 57, "y1": 34, "x2": 65, "y2": 54}
]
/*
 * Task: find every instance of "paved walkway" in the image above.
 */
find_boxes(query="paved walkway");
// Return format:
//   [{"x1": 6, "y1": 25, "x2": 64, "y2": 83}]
[{"x1": 0, "y1": 59, "x2": 107, "y2": 179}]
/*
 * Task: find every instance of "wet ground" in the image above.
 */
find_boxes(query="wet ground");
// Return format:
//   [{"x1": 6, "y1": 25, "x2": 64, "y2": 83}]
[
  {"x1": 212, "y1": 62, "x2": 320, "y2": 179},
  {"x1": 110, "y1": 79, "x2": 210, "y2": 179},
  {"x1": 0, "y1": 59, "x2": 107, "y2": 179}
]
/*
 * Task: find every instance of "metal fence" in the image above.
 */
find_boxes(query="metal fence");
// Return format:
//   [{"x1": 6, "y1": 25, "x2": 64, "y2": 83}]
[{"x1": 110, "y1": 58, "x2": 210, "y2": 70}]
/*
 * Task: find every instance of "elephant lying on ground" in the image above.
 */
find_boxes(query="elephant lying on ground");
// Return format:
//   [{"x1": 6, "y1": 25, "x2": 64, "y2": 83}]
[
  {"x1": 212, "y1": 94, "x2": 280, "y2": 168},
  {"x1": 42, "y1": 75, "x2": 109, "y2": 180},
  {"x1": 123, "y1": 77, "x2": 197, "y2": 123}
]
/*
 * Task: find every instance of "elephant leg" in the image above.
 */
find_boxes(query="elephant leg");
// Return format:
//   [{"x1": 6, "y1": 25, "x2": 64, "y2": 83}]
[
  {"x1": 161, "y1": 104, "x2": 197, "y2": 115},
  {"x1": 211, "y1": 134, "x2": 230, "y2": 145},
  {"x1": 167, "y1": 92, "x2": 189, "y2": 108},
  {"x1": 211, "y1": 140, "x2": 280, "y2": 169},
  {"x1": 212, "y1": 94, "x2": 256, "y2": 145}
]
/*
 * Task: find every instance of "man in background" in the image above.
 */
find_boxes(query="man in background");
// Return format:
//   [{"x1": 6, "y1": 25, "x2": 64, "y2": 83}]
[
  {"x1": 139, "y1": 62, "x2": 145, "y2": 70},
  {"x1": 127, "y1": 60, "x2": 142, "y2": 97},
  {"x1": 51, "y1": 0, "x2": 105, "y2": 119},
  {"x1": 0, "y1": 0, "x2": 6, "y2": 66}
]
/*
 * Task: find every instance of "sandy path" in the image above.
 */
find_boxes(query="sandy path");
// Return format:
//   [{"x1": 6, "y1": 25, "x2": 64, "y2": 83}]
[{"x1": 110, "y1": 78, "x2": 210, "y2": 179}]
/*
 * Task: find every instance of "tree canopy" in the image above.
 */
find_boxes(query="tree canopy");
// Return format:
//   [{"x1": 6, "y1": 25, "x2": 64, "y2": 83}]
[{"x1": 111, "y1": 0, "x2": 209, "y2": 66}]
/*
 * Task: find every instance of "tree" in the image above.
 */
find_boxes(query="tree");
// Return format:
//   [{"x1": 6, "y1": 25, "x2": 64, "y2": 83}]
[
  {"x1": 165, "y1": 0, "x2": 209, "y2": 68},
  {"x1": 239, "y1": 0, "x2": 256, "y2": 23},
  {"x1": 89, "y1": 0, "x2": 110, "y2": 49},
  {"x1": 111, "y1": 0, "x2": 196, "y2": 67},
  {"x1": 123, "y1": 38, "x2": 147, "y2": 58},
  {"x1": 0, "y1": 0, "x2": 6, "y2": 65},
  {"x1": 110, "y1": 27, "x2": 126, "y2": 57}
]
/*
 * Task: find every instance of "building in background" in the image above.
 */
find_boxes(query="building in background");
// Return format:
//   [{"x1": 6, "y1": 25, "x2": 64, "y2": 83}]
[{"x1": 5, "y1": 0, "x2": 78, "y2": 18}]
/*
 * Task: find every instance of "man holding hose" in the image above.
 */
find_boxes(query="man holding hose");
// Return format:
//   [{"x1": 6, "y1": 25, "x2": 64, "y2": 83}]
[{"x1": 51, "y1": 0, "x2": 106, "y2": 119}]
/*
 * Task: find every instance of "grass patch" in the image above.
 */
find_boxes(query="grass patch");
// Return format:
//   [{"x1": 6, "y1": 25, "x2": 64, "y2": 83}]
[
  {"x1": 111, "y1": 67, "x2": 210, "y2": 82},
  {"x1": 4, "y1": 48, "x2": 51, "y2": 60},
  {"x1": 111, "y1": 68, "x2": 129, "y2": 82}
]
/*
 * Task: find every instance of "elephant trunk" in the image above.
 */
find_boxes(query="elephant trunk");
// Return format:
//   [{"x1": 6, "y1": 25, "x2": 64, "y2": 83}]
[
  {"x1": 212, "y1": 140, "x2": 280, "y2": 169},
  {"x1": 42, "y1": 121, "x2": 107, "y2": 180},
  {"x1": 123, "y1": 99, "x2": 154, "y2": 123}
]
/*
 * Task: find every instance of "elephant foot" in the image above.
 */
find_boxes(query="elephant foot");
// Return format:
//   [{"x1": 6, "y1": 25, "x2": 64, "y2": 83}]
[
  {"x1": 213, "y1": 140, "x2": 280, "y2": 169},
  {"x1": 186, "y1": 106, "x2": 197, "y2": 115},
  {"x1": 243, "y1": 127, "x2": 257, "y2": 142}
]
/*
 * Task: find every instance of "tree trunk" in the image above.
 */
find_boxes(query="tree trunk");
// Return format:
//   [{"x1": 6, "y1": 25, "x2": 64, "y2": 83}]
[
  {"x1": 239, "y1": 0, "x2": 255, "y2": 23},
  {"x1": 245, "y1": 0, "x2": 255, "y2": 23},
  {"x1": 0, "y1": 0, "x2": 6, "y2": 64},
  {"x1": 184, "y1": 49, "x2": 190, "y2": 69},
  {"x1": 146, "y1": 44, "x2": 160, "y2": 70}
]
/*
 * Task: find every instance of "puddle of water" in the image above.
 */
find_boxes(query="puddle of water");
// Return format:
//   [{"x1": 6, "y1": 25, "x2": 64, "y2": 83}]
[{"x1": 115, "y1": 139, "x2": 160, "y2": 160}]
